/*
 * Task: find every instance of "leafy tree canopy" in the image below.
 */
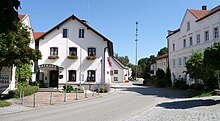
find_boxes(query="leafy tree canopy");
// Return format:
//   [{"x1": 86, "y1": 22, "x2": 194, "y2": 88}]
[
  {"x1": 138, "y1": 55, "x2": 155, "y2": 79},
  {"x1": 0, "y1": 22, "x2": 42, "y2": 70},
  {"x1": 0, "y1": 0, "x2": 21, "y2": 33},
  {"x1": 185, "y1": 52, "x2": 204, "y2": 80},
  {"x1": 157, "y1": 47, "x2": 168, "y2": 57},
  {"x1": 204, "y1": 42, "x2": 220, "y2": 70},
  {"x1": 114, "y1": 53, "x2": 130, "y2": 67}
]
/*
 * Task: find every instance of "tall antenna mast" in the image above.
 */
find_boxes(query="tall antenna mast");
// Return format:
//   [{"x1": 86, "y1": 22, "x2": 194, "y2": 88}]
[
  {"x1": 135, "y1": 22, "x2": 138, "y2": 80},
  {"x1": 87, "y1": 0, "x2": 90, "y2": 23}
]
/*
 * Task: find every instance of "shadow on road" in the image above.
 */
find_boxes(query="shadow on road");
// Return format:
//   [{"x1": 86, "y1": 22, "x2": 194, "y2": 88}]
[
  {"x1": 119, "y1": 86, "x2": 188, "y2": 99},
  {"x1": 157, "y1": 99, "x2": 220, "y2": 109}
]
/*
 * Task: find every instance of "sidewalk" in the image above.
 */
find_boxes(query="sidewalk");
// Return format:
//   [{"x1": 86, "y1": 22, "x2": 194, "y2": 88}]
[{"x1": 0, "y1": 89, "x2": 115, "y2": 115}]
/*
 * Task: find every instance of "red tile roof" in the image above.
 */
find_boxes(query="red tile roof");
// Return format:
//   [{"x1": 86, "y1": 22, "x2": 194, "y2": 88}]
[
  {"x1": 33, "y1": 32, "x2": 45, "y2": 41},
  {"x1": 189, "y1": 5, "x2": 220, "y2": 22},
  {"x1": 168, "y1": 5, "x2": 220, "y2": 37},
  {"x1": 18, "y1": 14, "x2": 27, "y2": 21},
  {"x1": 156, "y1": 53, "x2": 168, "y2": 60},
  {"x1": 188, "y1": 9, "x2": 210, "y2": 19}
]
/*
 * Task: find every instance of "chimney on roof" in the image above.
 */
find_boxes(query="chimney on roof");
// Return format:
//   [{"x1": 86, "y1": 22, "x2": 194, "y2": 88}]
[
  {"x1": 202, "y1": 5, "x2": 207, "y2": 10},
  {"x1": 81, "y1": 19, "x2": 87, "y2": 24}
]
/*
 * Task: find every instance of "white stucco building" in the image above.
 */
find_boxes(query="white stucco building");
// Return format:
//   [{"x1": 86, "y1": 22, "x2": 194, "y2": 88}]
[
  {"x1": 35, "y1": 15, "x2": 114, "y2": 88},
  {"x1": 0, "y1": 14, "x2": 35, "y2": 93},
  {"x1": 111, "y1": 58, "x2": 131, "y2": 83},
  {"x1": 167, "y1": 5, "x2": 220, "y2": 85},
  {"x1": 150, "y1": 53, "x2": 168, "y2": 76}
]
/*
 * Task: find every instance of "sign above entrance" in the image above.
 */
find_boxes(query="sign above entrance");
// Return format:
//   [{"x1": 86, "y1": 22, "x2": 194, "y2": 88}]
[{"x1": 38, "y1": 64, "x2": 64, "y2": 70}]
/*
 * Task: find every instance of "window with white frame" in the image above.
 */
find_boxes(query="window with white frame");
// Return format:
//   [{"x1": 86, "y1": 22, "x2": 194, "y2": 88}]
[
  {"x1": 205, "y1": 30, "x2": 209, "y2": 41},
  {"x1": 179, "y1": 58, "x2": 182, "y2": 67},
  {"x1": 189, "y1": 37, "x2": 193, "y2": 46},
  {"x1": 69, "y1": 47, "x2": 77, "y2": 56},
  {"x1": 87, "y1": 70, "x2": 95, "y2": 82},
  {"x1": 79, "y1": 28, "x2": 84, "y2": 38},
  {"x1": 187, "y1": 21, "x2": 190, "y2": 31},
  {"x1": 173, "y1": 59, "x2": 175, "y2": 68},
  {"x1": 183, "y1": 39, "x2": 186, "y2": 48},
  {"x1": 69, "y1": 70, "x2": 76, "y2": 82},
  {"x1": 214, "y1": 27, "x2": 219, "y2": 39},
  {"x1": 50, "y1": 47, "x2": 58, "y2": 56},
  {"x1": 196, "y1": 34, "x2": 200, "y2": 44},
  {"x1": 172, "y1": 43, "x2": 175, "y2": 51},
  {"x1": 114, "y1": 70, "x2": 118, "y2": 74},
  {"x1": 88, "y1": 48, "x2": 96, "y2": 56},
  {"x1": 63, "y1": 29, "x2": 68, "y2": 38}
]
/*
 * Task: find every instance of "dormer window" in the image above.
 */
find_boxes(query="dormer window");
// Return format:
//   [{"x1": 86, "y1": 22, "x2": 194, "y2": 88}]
[{"x1": 187, "y1": 21, "x2": 190, "y2": 31}]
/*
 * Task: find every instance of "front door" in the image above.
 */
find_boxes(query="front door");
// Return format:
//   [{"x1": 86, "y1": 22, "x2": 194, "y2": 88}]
[{"x1": 49, "y1": 70, "x2": 58, "y2": 88}]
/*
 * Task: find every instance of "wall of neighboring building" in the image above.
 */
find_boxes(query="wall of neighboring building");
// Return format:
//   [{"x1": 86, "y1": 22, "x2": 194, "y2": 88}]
[
  {"x1": 150, "y1": 63, "x2": 157, "y2": 75},
  {"x1": 38, "y1": 18, "x2": 111, "y2": 85},
  {"x1": 156, "y1": 57, "x2": 168, "y2": 73},
  {"x1": 168, "y1": 10, "x2": 220, "y2": 84},
  {"x1": 111, "y1": 60, "x2": 126, "y2": 83}
]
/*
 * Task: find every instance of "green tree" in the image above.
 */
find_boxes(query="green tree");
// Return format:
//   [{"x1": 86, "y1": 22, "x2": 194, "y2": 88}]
[
  {"x1": 157, "y1": 47, "x2": 168, "y2": 56},
  {"x1": 185, "y1": 52, "x2": 204, "y2": 81},
  {"x1": 204, "y1": 42, "x2": 220, "y2": 88},
  {"x1": 0, "y1": 0, "x2": 21, "y2": 33},
  {"x1": 185, "y1": 51, "x2": 216, "y2": 88},
  {"x1": 138, "y1": 55, "x2": 155, "y2": 79},
  {"x1": 0, "y1": 22, "x2": 42, "y2": 71},
  {"x1": 16, "y1": 64, "x2": 32, "y2": 83},
  {"x1": 204, "y1": 42, "x2": 220, "y2": 70},
  {"x1": 115, "y1": 55, "x2": 130, "y2": 67},
  {"x1": 164, "y1": 67, "x2": 172, "y2": 86}
]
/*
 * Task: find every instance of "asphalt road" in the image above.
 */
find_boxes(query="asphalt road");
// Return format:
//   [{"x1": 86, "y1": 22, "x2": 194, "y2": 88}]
[{"x1": 0, "y1": 82, "x2": 187, "y2": 121}]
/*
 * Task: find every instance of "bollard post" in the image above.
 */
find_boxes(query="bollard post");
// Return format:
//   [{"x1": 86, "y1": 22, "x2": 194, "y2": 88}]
[
  {"x1": 64, "y1": 91, "x2": 66, "y2": 102},
  {"x1": 85, "y1": 89, "x2": 88, "y2": 98},
  {"x1": 98, "y1": 85, "x2": 100, "y2": 95},
  {"x1": 75, "y1": 87, "x2": 78, "y2": 100},
  {"x1": 20, "y1": 89, "x2": 22, "y2": 104},
  {"x1": 33, "y1": 94, "x2": 36, "y2": 107},
  {"x1": 50, "y1": 92, "x2": 52, "y2": 105},
  {"x1": 22, "y1": 91, "x2": 24, "y2": 104},
  {"x1": 92, "y1": 89, "x2": 94, "y2": 97}
]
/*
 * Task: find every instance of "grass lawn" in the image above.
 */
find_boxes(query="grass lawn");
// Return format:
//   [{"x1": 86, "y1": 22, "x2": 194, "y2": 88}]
[
  {"x1": 187, "y1": 90, "x2": 214, "y2": 98},
  {"x1": 0, "y1": 100, "x2": 11, "y2": 108}
]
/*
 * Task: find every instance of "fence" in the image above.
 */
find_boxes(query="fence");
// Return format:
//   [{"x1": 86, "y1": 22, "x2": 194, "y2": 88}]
[{"x1": 13, "y1": 89, "x2": 105, "y2": 108}]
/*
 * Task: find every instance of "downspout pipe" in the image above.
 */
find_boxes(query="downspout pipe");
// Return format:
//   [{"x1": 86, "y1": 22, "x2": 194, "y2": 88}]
[{"x1": 103, "y1": 47, "x2": 108, "y2": 84}]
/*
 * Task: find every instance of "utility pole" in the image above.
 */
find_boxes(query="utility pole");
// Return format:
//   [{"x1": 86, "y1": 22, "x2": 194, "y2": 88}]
[{"x1": 135, "y1": 22, "x2": 138, "y2": 80}]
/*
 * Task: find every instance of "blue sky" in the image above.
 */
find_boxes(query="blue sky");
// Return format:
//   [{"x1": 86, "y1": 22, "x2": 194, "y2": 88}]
[{"x1": 19, "y1": 0, "x2": 219, "y2": 64}]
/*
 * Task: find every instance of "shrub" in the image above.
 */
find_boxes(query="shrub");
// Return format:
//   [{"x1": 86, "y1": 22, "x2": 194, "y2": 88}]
[
  {"x1": 29, "y1": 81, "x2": 38, "y2": 86},
  {"x1": 94, "y1": 84, "x2": 110, "y2": 93},
  {"x1": 155, "y1": 79, "x2": 167, "y2": 88},
  {"x1": 190, "y1": 83, "x2": 204, "y2": 90},
  {"x1": 174, "y1": 79, "x2": 189, "y2": 90},
  {"x1": 5, "y1": 86, "x2": 39, "y2": 98},
  {"x1": 156, "y1": 68, "x2": 165, "y2": 79},
  {"x1": 63, "y1": 85, "x2": 74, "y2": 93}
]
